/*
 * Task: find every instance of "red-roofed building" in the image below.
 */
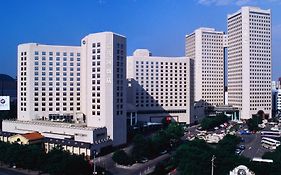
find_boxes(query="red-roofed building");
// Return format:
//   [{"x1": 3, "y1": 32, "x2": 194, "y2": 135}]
[{"x1": 8, "y1": 132, "x2": 44, "y2": 145}]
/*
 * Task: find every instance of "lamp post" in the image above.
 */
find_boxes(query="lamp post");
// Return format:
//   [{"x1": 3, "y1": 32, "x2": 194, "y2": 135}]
[
  {"x1": 211, "y1": 155, "x2": 216, "y2": 175},
  {"x1": 93, "y1": 149, "x2": 97, "y2": 175}
]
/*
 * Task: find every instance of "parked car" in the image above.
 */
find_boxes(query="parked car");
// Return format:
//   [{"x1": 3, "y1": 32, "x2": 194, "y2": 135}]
[
  {"x1": 240, "y1": 130, "x2": 250, "y2": 135},
  {"x1": 137, "y1": 157, "x2": 149, "y2": 163},
  {"x1": 160, "y1": 150, "x2": 168, "y2": 155},
  {"x1": 238, "y1": 145, "x2": 246, "y2": 150},
  {"x1": 235, "y1": 149, "x2": 242, "y2": 155}
]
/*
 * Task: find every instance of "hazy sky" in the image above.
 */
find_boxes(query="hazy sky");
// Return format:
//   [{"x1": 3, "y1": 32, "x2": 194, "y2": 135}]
[{"x1": 0, "y1": 0, "x2": 280, "y2": 80}]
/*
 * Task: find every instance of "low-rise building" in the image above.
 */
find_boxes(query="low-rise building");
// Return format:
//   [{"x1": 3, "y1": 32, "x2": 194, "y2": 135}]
[{"x1": 8, "y1": 132, "x2": 44, "y2": 145}]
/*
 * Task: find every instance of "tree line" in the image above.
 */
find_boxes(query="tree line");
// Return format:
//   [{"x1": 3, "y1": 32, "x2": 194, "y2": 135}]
[
  {"x1": 0, "y1": 141, "x2": 92, "y2": 175},
  {"x1": 112, "y1": 122, "x2": 184, "y2": 166}
]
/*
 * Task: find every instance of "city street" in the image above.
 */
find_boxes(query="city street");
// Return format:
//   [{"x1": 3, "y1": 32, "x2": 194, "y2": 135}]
[
  {"x1": 0, "y1": 168, "x2": 28, "y2": 175},
  {"x1": 239, "y1": 132, "x2": 266, "y2": 158},
  {"x1": 95, "y1": 145, "x2": 170, "y2": 175}
]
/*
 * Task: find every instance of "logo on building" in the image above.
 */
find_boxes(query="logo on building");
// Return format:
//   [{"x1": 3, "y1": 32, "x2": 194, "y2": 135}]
[{"x1": 0, "y1": 96, "x2": 10, "y2": 111}]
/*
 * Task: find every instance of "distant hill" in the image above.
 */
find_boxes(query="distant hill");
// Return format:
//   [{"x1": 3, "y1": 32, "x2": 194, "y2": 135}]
[{"x1": 0, "y1": 74, "x2": 16, "y2": 82}]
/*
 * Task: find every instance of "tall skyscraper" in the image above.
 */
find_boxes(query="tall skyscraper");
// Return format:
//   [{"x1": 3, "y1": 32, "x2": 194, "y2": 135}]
[
  {"x1": 81, "y1": 33, "x2": 127, "y2": 145},
  {"x1": 227, "y1": 7, "x2": 272, "y2": 119},
  {"x1": 4, "y1": 32, "x2": 127, "y2": 148},
  {"x1": 127, "y1": 49, "x2": 190, "y2": 124},
  {"x1": 186, "y1": 28, "x2": 226, "y2": 107}
]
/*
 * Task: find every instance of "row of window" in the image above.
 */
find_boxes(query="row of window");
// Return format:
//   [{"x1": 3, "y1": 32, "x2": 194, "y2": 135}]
[{"x1": 35, "y1": 51, "x2": 80, "y2": 57}]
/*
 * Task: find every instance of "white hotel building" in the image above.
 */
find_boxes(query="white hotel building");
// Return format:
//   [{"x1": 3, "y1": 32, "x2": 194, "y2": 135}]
[
  {"x1": 227, "y1": 7, "x2": 272, "y2": 119},
  {"x1": 2, "y1": 32, "x2": 127, "y2": 153},
  {"x1": 127, "y1": 49, "x2": 190, "y2": 124},
  {"x1": 186, "y1": 28, "x2": 226, "y2": 107}
]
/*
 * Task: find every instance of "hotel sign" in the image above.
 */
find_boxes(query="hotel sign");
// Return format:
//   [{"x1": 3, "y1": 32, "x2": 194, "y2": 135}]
[{"x1": 0, "y1": 96, "x2": 10, "y2": 110}]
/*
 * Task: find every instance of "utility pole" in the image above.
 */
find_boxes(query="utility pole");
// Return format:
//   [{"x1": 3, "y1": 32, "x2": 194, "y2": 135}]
[{"x1": 211, "y1": 155, "x2": 216, "y2": 175}]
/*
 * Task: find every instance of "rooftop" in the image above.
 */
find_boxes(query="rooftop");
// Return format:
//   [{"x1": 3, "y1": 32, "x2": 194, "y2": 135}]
[{"x1": 21, "y1": 132, "x2": 44, "y2": 141}]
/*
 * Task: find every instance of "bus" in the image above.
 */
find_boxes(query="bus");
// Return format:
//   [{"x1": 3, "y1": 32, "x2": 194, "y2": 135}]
[
  {"x1": 261, "y1": 137, "x2": 280, "y2": 150},
  {"x1": 261, "y1": 131, "x2": 281, "y2": 138}
]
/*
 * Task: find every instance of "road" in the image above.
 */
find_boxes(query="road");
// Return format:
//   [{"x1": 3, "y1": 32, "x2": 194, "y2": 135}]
[
  {"x1": 238, "y1": 129, "x2": 274, "y2": 159},
  {"x1": 0, "y1": 168, "x2": 27, "y2": 175},
  {"x1": 95, "y1": 145, "x2": 170, "y2": 175},
  {"x1": 185, "y1": 123, "x2": 270, "y2": 159}
]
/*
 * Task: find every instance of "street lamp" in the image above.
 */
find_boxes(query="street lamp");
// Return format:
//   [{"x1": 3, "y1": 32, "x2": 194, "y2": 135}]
[
  {"x1": 211, "y1": 155, "x2": 216, "y2": 175},
  {"x1": 92, "y1": 149, "x2": 98, "y2": 175}
]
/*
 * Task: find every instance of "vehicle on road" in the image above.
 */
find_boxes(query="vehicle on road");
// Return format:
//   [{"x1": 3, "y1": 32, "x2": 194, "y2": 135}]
[
  {"x1": 235, "y1": 148, "x2": 242, "y2": 155},
  {"x1": 137, "y1": 157, "x2": 149, "y2": 163},
  {"x1": 239, "y1": 130, "x2": 250, "y2": 135},
  {"x1": 270, "y1": 126, "x2": 279, "y2": 131},
  {"x1": 237, "y1": 120, "x2": 243, "y2": 124},
  {"x1": 261, "y1": 130, "x2": 281, "y2": 138},
  {"x1": 238, "y1": 145, "x2": 246, "y2": 150},
  {"x1": 258, "y1": 123, "x2": 266, "y2": 129},
  {"x1": 196, "y1": 126, "x2": 203, "y2": 131},
  {"x1": 261, "y1": 137, "x2": 281, "y2": 150}
]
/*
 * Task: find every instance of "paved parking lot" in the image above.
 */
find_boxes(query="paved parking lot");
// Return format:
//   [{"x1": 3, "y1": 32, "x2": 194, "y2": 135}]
[{"x1": 184, "y1": 122, "x2": 273, "y2": 159}]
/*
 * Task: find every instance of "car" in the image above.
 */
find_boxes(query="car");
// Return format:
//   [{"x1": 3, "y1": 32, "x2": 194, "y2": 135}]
[
  {"x1": 160, "y1": 150, "x2": 168, "y2": 155},
  {"x1": 196, "y1": 126, "x2": 203, "y2": 131},
  {"x1": 237, "y1": 120, "x2": 243, "y2": 124},
  {"x1": 271, "y1": 126, "x2": 279, "y2": 131},
  {"x1": 239, "y1": 130, "x2": 250, "y2": 135},
  {"x1": 238, "y1": 145, "x2": 246, "y2": 150},
  {"x1": 137, "y1": 157, "x2": 149, "y2": 163},
  {"x1": 214, "y1": 127, "x2": 219, "y2": 130},
  {"x1": 235, "y1": 149, "x2": 242, "y2": 155}
]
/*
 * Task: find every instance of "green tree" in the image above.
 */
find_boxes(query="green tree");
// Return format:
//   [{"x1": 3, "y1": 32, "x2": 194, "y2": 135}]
[
  {"x1": 131, "y1": 134, "x2": 149, "y2": 161},
  {"x1": 151, "y1": 130, "x2": 169, "y2": 152},
  {"x1": 217, "y1": 134, "x2": 241, "y2": 155},
  {"x1": 112, "y1": 149, "x2": 132, "y2": 166},
  {"x1": 200, "y1": 114, "x2": 228, "y2": 130},
  {"x1": 173, "y1": 135, "x2": 250, "y2": 175},
  {"x1": 247, "y1": 115, "x2": 262, "y2": 131},
  {"x1": 166, "y1": 123, "x2": 184, "y2": 141},
  {"x1": 43, "y1": 146, "x2": 91, "y2": 175},
  {"x1": 174, "y1": 139, "x2": 214, "y2": 175}
]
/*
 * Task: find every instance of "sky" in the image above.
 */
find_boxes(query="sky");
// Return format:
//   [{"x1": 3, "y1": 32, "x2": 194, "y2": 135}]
[{"x1": 0, "y1": 0, "x2": 281, "y2": 80}]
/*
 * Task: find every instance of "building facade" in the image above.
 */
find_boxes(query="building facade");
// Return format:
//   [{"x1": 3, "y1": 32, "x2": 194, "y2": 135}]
[
  {"x1": 272, "y1": 89, "x2": 281, "y2": 116},
  {"x1": 127, "y1": 49, "x2": 190, "y2": 124},
  {"x1": 80, "y1": 33, "x2": 127, "y2": 146},
  {"x1": 227, "y1": 7, "x2": 272, "y2": 119},
  {"x1": 186, "y1": 28, "x2": 226, "y2": 107},
  {"x1": 3, "y1": 32, "x2": 127, "y2": 150}
]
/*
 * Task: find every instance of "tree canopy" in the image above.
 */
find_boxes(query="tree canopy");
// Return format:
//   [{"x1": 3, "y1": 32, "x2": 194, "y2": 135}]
[
  {"x1": 0, "y1": 141, "x2": 92, "y2": 175},
  {"x1": 200, "y1": 114, "x2": 228, "y2": 130}
]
